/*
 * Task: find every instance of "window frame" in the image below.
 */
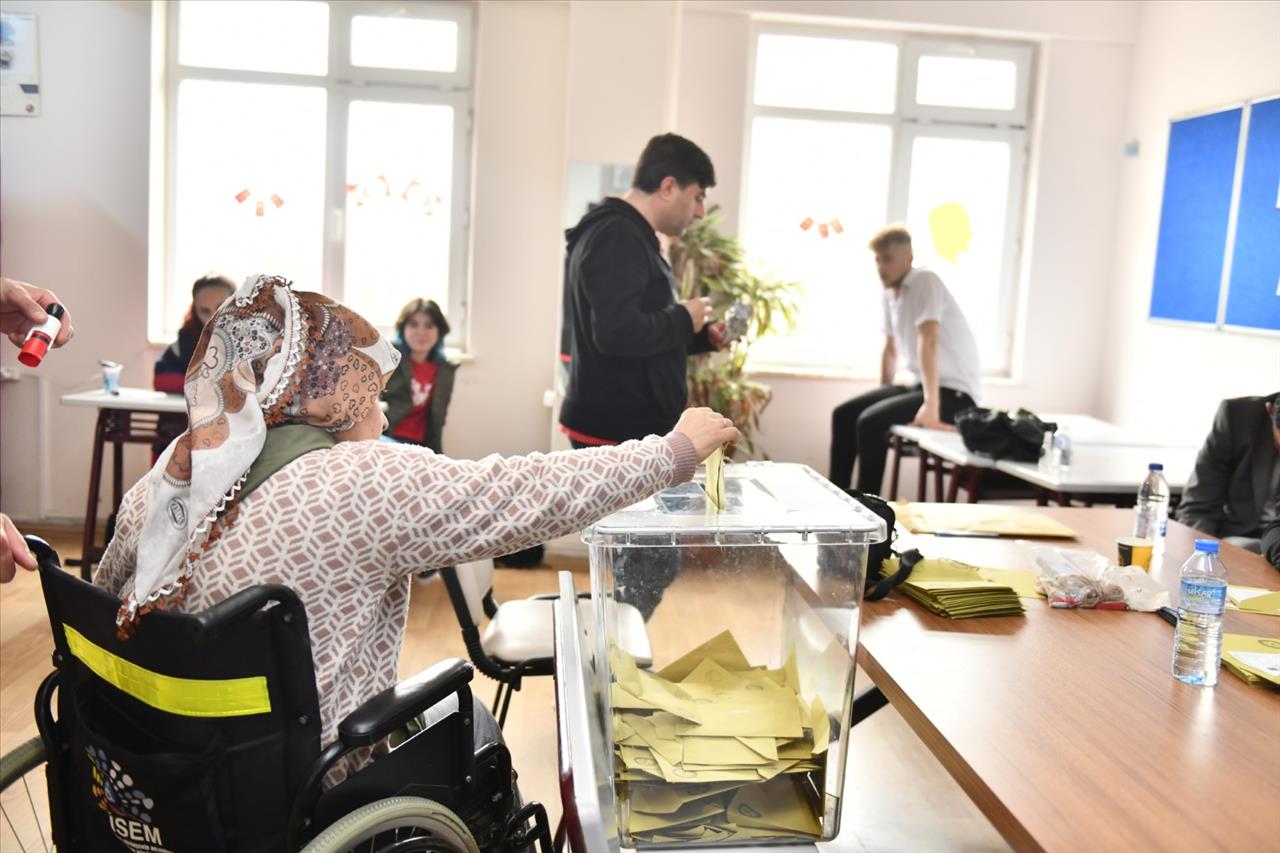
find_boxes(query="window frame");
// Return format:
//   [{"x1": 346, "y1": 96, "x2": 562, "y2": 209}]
[
  {"x1": 149, "y1": 0, "x2": 475, "y2": 347},
  {"x1": 739, "y1": 22, "x2": 1035, "y2": 378}
]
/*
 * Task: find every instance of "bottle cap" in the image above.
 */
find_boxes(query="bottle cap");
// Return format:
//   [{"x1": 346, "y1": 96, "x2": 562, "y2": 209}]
[
  {"x1": 1193, "y1": 539, "x2": 1219, "y2": 553},
  {"x1": 16, "y1": 303, "x2": 64, "y2": 368},
  {"x1": 17, "y1": 333, "x2": 50, "y2": 367},
  {"x1": 1148, "y1": 463, "x2": 1163, "y2": 471}
]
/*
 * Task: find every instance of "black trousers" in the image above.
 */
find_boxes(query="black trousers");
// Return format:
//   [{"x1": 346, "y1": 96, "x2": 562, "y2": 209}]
[
  {"x1": 829, "y1": 385, "x2": 976, "y2": 494},
  {"x1": 571, "y1": 437, "x2": 678, "y2": 620}
]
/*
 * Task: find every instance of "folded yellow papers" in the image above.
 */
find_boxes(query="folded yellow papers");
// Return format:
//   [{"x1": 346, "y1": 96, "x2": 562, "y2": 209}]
[
  {"x1": 1227, "y1": 586, "x2": 1280, "y2": 617},
  {"x1": 611, "y1": 631, "x2": 828, "y2": 845},
  {"x1": 895, "y1": 502, "x2": 1077, "y2": 538},
  {"x1": 1221, "y1": 633, "x2": 1280, "y2": 687},
  {"x1": 881, "y1": 555, "x2": 1029, "y2": 618}
]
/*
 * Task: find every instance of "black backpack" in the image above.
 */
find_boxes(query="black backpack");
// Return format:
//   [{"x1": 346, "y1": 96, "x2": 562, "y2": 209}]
[
  {"x1": 954, "y1": 407, "x2": 1057, "y2": 462},
  {"x1": 843, "y1": 489, "x2": 922, "y2": 601}
]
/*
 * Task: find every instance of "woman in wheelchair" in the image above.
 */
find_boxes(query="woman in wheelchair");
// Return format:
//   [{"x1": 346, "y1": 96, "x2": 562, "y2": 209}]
[{"x1": 51, "y1": 274, "x2": 738, "y2": 851}]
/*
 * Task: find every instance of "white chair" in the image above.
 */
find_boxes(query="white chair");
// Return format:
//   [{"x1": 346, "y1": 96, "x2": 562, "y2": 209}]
[{"x1": 439, "y1": 559, "x2": 652, "y2": 726}]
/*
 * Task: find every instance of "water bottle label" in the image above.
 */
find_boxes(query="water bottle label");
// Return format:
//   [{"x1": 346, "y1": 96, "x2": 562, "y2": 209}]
[{"x1": 1179, "y1": 579, "x2": 1226, "y2": 615}]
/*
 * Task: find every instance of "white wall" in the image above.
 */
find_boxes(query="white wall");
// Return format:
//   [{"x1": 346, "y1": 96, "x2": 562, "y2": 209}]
[
  {"x1": 1100, "y1": 0, "x2": 1280, "y2": 446},
  {"x1": 0, "y1": 0, "x2": 153, "y2": 522},
  {"x1": 445, "y1": 0, "x2": 570, "y2": 459}
]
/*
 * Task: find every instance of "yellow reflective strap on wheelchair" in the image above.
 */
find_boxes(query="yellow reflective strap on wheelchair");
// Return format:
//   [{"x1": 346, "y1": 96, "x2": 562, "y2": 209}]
[{"x1": 63, "y1": 625, "x2": 272, "y2": 718}]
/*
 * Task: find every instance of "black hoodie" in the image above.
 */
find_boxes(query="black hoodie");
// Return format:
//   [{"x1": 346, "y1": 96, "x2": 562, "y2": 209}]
[{"x1": 559, "y1": 198, "x2": 713, "y2": 443}]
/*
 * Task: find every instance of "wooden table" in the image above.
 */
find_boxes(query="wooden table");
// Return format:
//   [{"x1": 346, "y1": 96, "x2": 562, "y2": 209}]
[
  {"x1": 857, "y1": 507, "x2": 1280, "y2": 852},
  {"x1": 61, "y1": 388, "x2": 186, "y2": 578}
]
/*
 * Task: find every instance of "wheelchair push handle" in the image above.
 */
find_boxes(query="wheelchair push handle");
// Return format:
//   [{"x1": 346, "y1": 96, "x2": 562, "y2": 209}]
[{"x1": 23, "y1": 534, "x2": 62, "y2": 573}]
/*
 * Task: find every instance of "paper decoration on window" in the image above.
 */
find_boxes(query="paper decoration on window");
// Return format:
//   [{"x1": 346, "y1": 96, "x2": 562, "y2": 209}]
[
  {"x1": 347, "y1": 175, "x2": 444, "y2": 217},
  {"x1": 234, "y1": 188, "x2": 285, "y2": 218},
  {"x1": 798, "y1": 217, "x2": 844, "y2": 238},
  {"x1": 928, "y1": 202, "x2": 972, "y2": 263}
]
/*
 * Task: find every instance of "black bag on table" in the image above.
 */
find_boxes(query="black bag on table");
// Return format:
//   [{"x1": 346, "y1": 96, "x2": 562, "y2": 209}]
[
  {"x1": 842, "y1": 489, "x2": 921, "y2": 601},
  {"x1": 954, "y1": 407, "x2": 1057, "y2": 463}
]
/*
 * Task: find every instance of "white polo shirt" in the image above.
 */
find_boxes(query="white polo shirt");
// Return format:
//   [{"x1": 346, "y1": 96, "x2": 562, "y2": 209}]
[{"x1": 879, "y1": 268, "x2": 982, "y2": 402}]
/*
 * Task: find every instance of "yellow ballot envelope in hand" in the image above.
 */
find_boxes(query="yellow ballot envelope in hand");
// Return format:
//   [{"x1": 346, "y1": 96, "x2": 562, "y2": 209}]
[{"x1": 703, "y1": 447, "x2": 725, "y2": 511}]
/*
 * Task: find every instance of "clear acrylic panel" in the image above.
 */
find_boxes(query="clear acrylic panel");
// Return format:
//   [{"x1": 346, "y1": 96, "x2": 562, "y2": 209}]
[
  {"x1": 916, "y1": 56, "x2": 1017, "y2": 111},
  {"x1": 741, "y1": 116, "x2": 893, "y2": 372},
  {"x1": 172, "y1": 80, "x2": 327, "y2": 332},
  {"x1": 754, "y1": 34, "x2": 898, "y2": 114},
  {"x1": 904, "y1": 134, "x2": 1012, "y2": 371},
  {"x1": 350, "y1": 15, "x2": 458, "y2": 72},
  {"x1": 178, "y1": 0, "x2": 329, "y2": 76},
  {"x1": 343, "y1": 100, "x2": 454, "y2": 329}
]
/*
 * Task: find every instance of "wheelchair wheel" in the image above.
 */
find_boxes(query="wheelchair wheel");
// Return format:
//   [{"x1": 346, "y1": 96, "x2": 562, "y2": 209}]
[
  {"x1": 0, "y1": 736, "x2": 52, "y2": 852},
  {"x1": 301, "y1": 796, "x2": 480, "y2": 853}
]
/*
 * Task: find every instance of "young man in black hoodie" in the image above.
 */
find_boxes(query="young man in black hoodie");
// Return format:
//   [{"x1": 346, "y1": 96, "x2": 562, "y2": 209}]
[
  {"x1": 559, "y1": 133, "x2": 725, "y2": 449},
  {"x1": 559, "y1": 133, "x2": 726, "y2": 619}
]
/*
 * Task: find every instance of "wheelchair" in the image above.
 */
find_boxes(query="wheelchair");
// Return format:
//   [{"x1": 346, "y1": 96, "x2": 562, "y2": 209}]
[{"x1": 0, "y1": 536, "x2": 553, "y2": 853}]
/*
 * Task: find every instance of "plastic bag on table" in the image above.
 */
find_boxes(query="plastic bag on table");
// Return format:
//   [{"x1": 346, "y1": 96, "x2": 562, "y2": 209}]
[{"x1": 1020, "y1": 542, "x2": 1170, "y2": 611}]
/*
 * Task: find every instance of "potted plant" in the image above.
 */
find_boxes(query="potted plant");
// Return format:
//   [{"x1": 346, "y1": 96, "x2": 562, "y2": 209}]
[{"x1": 669, "y1": 206, "x2": 801, "y2": 459}]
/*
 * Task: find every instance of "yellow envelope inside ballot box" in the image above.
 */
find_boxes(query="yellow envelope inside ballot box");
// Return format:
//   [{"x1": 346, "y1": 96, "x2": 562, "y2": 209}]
[
  {"x1": 612, "y1": 632, "x2": 831, "y2": 843},
  {"x1": 656, "y1": 629, "x2": 753, "y2": 681}
]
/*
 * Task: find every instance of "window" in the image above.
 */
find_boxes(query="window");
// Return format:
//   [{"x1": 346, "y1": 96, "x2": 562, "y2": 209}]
[
  {"x1": 150, "y1": 0, "x2": 474, "y2": 346},
  {"x1": 741, "y1": 28, "x2": 1033, "y2": 376}
]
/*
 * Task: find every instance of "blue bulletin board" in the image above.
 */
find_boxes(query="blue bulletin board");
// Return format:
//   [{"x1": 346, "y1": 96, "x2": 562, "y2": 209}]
[
  {"x1": 1149, "y1": 96, "x2": 1280, "y2": 334},
  {"x1": 1223, "y1": 97, "x2": 1280, "y2": 332}
]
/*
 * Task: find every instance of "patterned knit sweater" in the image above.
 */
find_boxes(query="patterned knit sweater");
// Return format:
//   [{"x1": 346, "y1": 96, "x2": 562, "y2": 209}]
[{"x1": 95, "y1": 433, "x2": 697, "y2": 755}]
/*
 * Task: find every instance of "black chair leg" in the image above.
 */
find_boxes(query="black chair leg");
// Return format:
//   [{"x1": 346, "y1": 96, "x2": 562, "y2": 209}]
[
  {"x1": 491, "y1": 681, "x2": 507, "y2": 722},
  {"x1": 851, "y1": 685, "x2": 888, "y2": 725},
  {"x1": 496, "y1": 681, "x2": 515, "y2": 728}
]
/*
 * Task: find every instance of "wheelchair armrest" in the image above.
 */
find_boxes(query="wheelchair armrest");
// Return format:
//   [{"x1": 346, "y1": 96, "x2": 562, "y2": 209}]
[{"x1": 338, "y1": 658, "x2": 474, "y2": 748}]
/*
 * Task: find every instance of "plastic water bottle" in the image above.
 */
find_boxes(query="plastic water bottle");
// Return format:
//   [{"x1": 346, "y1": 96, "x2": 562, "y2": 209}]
[
  {"x1": 1052, "y1": 425, "x2": 1072, "y2": 469},
  {"x1": 1134, "y1": 463, "x2": 1170, "y2": 545},
  {"x1": 1172, "y1": 539, "x2": 1228, "y2": 686}
]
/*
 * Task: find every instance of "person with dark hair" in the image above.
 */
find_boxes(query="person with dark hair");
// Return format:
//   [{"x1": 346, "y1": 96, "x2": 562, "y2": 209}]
[
  {"x1": 152, "y1": 275, "x2": 236, "y2": 461},
  {"x1": 559, "y1": 132, "x2": 725, "y2": 448},
  {"x1": 153, "y1": 275, "x2": 236, "y2": 393},
  {"x1": 382, "y1": 297, "x2": 456, "y2": 453},
  {"x1": 1178, "y1": 392, "x2": 1280, "y2": 554},
  {"x1": 558, "y1": 133, "x2": 727, "y2": 619},
  {"x1": 828, "y1": 225, "x2": 980, "y2": 494}
]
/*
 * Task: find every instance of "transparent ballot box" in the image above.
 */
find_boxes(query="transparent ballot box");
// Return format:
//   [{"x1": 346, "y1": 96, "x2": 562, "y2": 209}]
[{"x1": 554, "y1": 462, "x2": 886, "y2": 850}]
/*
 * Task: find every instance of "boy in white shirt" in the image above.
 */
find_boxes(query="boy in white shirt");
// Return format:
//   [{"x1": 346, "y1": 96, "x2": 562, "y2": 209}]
[{"x1": 830, "y1": 226, "x2": 981, "y2": 493}]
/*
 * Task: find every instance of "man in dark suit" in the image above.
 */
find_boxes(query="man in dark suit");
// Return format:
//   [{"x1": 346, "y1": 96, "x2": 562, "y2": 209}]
[
  {"x1": 1261, "y1": 498, "x2": 1279, "y2": 570},
  {"x1": 1177, "y1": 393, "x2": 1280, "y2": 554}
]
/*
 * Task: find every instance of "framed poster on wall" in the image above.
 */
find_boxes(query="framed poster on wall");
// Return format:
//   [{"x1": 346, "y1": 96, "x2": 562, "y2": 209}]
[{"x1": 0, "y1": 13, "x2": 41, "y2": 116}]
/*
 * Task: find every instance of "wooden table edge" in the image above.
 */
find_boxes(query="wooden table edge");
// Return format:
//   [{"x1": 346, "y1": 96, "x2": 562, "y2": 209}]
[{"x1": 856, "y1": 643, "x2": 1045, "y2": 853}]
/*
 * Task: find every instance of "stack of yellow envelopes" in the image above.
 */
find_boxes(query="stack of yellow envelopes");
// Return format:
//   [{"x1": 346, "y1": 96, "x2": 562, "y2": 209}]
[
  {"x1": 880, "y1": 556, "x2": 1027, "y2": 618},
  {"x1": 611, "y1": 631, "x2": 827, "y2": 844},
  {"x1": 1220, "y1": 633, "x2": 1280, "y2": 687}
]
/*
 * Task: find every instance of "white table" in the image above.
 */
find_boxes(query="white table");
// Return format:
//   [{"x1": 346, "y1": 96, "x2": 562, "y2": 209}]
[
  {"x1": 888, "y1": 414, "x2": 1198, "y2": 504},
  {"x1": 61, "y1": 388, "x2": 186, "y2": 576},
  {"x1": 994, "y1": 444, "x2": 1197, "y2": 506}
]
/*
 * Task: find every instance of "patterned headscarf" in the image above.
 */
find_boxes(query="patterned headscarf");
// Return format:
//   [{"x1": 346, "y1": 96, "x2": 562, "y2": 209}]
[{"x1": 119, "y1": 275, "x2": 400, "y2": 635}]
